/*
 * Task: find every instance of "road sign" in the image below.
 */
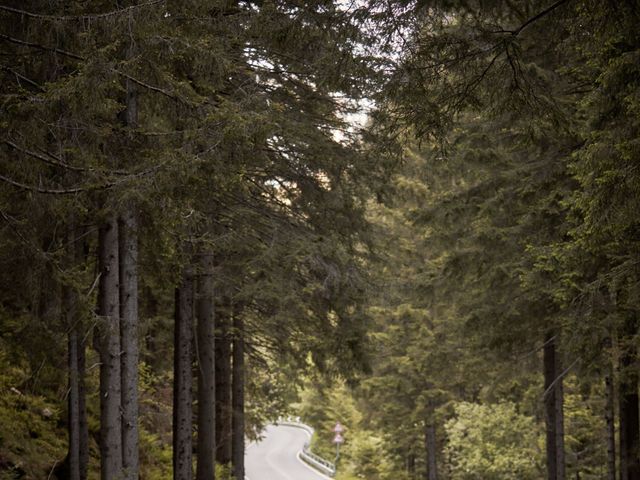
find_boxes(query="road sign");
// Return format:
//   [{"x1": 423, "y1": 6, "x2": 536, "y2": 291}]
[
  {"x1": 333, "y1": 433, "x2": 344, "y2": 444},
  {"x1": 333, "y1": 422, "x2": 344, "y2": 434}
]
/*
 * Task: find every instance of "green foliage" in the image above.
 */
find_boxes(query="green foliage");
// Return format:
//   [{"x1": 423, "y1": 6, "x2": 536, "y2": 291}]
[
  {"x1": 215, "y1": 462, "x2": 235, "y2": 480},
  {"x1": 563, "y1": 378, "x2": 608, "y2": 478},
  {"x1": 1, "y1": 0, "x2": 388, "y2": 477},
  {"x1": 296, "y1": 380, "x2": 399, "y2": 480},
  {"x1": 1, "y1": 1, "x2": 639, "y2": 478},
  {"x1": 444, "y1": 401, "x2": 543, "y2": 480},
  {"x1": 138, "y1": 430, "x2": 172, "y2": 480},
  {"x1": 0, "y1": 350, "x2": 68, "y2": 479},
  {"x1": 300, "y1": 2, "x2": 640, "y2": 479}
]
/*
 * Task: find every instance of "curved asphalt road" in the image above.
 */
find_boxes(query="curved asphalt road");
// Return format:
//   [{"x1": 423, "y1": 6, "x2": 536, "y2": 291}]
[{"x1": 245, "y1": 424, "x2": 329, "y2": 480}]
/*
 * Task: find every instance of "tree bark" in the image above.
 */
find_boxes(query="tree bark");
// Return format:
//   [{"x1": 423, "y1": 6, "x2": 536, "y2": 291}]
[
  {"x1": 174, "y1": 269, "x2": 194, "y2": 480},
  {"x1": 78, "y1": 330, "x2": 88, "y2": 480},
  {"x1": 65, "y1": 222, "x2": 81, "y2": 480},
  {"x1": 605, "y1": 365, "x2": 616, "y2": 480},
  {"x1": 619, "y1": 315, "x2": 640, "y2": 480},
  {"x1": 544, "y1": 332, "x2": 566, "y2": 480},
  {"x1": 67, "y1": 323, "x2": 81, "y2": 480},
  {"x1": 232, "y1": 313, "x2": 245, "y2": 480},
  {"x1": 215, "y1": 308, "x2": 232, "y2": 465},
  {"x1": 97, "y1": 216, "x2": 123, "y2": 480},
  {"x1": 119, "y1": 51, "x2": 140, "y2": 480},
  {"x1": 555, "y1": 345, "x2": 565, "y2": 480},
  {"x1": 119, "y1": 208, "x2": 139, "y2": 480},
  {"x1": 196, "y1": 253, "x2": 216, "y2": 480},
  {"x1": 425, "y1": 420, "x2": 438, "y2": 480}
]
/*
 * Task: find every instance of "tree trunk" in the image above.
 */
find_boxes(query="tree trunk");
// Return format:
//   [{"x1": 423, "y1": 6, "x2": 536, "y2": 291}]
[
  {"x1": 65, "y1": 222, "x2": 81, "y2": 480},
  {"x1": 78, "y1": 330, "x2": 88, "y2": 480},
  {"x1": 555, "y1": 348, "x2": 565, "y2": 480},
  {"x1": 97, "y1": 216, "x2": 123, "y2": 480},
  {"x1": 119, "y1": 208, "x2": 139, "y2": 480},
  {"x1": 605, "y1": 367, "x2": 616, "y2": 480},
  {"x1": 544, "y1": 332, "x2": 566, "y2": 480},
  {"x1": 174, "y1": 270, "x2": 194, "y2": 480},
  {"x1": 196, "y1": 253, "x2": 216, "y2": 480},
  {"x1": 425, "y1": 420, "x2": 438, "y2": 480},
  {"x1": 215, "y1": 309, "x2": 232, "y2": 465},
  {"x1": 119, "y1": 56, "x2": 140, "y2": 480},
  {"x1": 232, "y1": 313, "x2": 245, "y2": 480},
  {"x1": 619, "y1": 315, "x2": 640, "y2": 480},
  {"x1": 68, "y1": 323, "x2": 81, "y2": 480}
]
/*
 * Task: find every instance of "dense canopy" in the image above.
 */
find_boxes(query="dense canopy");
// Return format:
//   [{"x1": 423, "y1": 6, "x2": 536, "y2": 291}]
[{"x1": 1, "y1": 1, "x2": 639, "y2": 479}]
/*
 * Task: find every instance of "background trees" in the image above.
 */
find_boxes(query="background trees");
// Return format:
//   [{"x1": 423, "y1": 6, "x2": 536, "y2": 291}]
[
  {"x1": 1, "y1": 0, "x2": 382, "y2": 478},
  {"x1": 1, "y1": 1, "x2": 640, "y2": 480},
  {"x1": 299, "y1": 2, "x2": 640, "y2": 480}
]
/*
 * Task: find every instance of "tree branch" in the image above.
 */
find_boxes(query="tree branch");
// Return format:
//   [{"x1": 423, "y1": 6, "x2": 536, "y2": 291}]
[
  {"x1": 3, "y1": 139, "x2": 88, "y2": 172},
  {"x1": 0, "y1": 0, "x2": 165, "y2": 22},
  {"x1": 542, "y1": 357, "x2": 579, "y2": 400},
  {"x1": 505, "y1": 44, "x2": 523, "y2": 93},
  {"x1": 0, "y1": 173, "x2": 93, "y2": 194},
  {"x1": 512, "y1": 0, "x2": 571, "y2": 36},
  {"x1": 2, "y1": 139, "x2": 136, "y2": 175},
  {"x1": 1, "y1": 65, "x2": 43, "y2": 91},
  {"x1": 114, "y1": 70, "x2": 179, "y2": 101},
  {"x1": 0, "y1": 168, "x2": 158, "y2": 194},
  {"x1": 1, "y1": 34, "x2": 192, "y2": 103},
  {"x1": 453, "y1": 47, "x2": 503, "y2": 109},
  {"x1": 0, "y1": 34, "x2": 83, "y2": 60},
  {"x1": 0, "y1": 207, "x2": 50, "y2": 259}
]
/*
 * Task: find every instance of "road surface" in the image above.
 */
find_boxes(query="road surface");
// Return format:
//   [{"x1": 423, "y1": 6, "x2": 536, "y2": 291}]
[{"x1": 245, "y1": 424, "x2": 329, "y2": 480}]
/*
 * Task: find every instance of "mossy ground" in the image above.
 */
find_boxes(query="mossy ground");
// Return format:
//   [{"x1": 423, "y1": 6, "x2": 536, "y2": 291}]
[
  {"x1": 0, "y1": 353, "x2": 71, "y2": 479},
  {"x1": 0, "y1": 352, "x2": 174, "y2": 480}
]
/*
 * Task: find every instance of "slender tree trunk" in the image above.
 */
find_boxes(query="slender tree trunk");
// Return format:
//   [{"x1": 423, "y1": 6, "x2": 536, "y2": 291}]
[
  {"x1": 544, "y1": 332, "x2": 559, "y2": 480},
  {"x1": 196, "y1": 253, "x2": 216, "y2": 480},
  {"x1": 65, "y1": 222, "x2": 81, "y2": 480},
  {"x1": 119, "y1": 58, "x2": 140, "y2": 480},
  {"x1": 232, "y1": 313, "x2": 245, "y2": 480},
  {"x1": 606, "y1": 363, "x2": 616, "y2": 480},
  {"x1": 119, "y1": 208, "x2": 139, "y2": 480},
  {"x1": 425, "y1": 420, "x2": 438, "y2": 480},
  {"x1": 78, "y1": 330, "x2": 88, "y2": 480},
  {"x1": 215, "y1": 309, "x2": 232, "y2": 465},
  {"x1": 619, "y1": 315, "x2": 640, "y2": 480},
  {"x1": 174, "y1": 269, "x2": 194, "y2": 480},
  {"x1": 68, "y1": 324, "x2": 81, "y2": 480},
  {"x1": 555, "y1": 347, "x2": 566, "y2": 480},
  {"x1": 62, "y1": 319, "x2": 88, "y2": 480},
  {"x1": 97, "y1": 216, "x2": 123, "y2": 480}
]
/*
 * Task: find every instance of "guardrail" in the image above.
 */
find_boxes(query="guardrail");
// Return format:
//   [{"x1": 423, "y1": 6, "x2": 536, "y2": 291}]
[{"x1": 276, "y1": 417, "x2": 337, "y2": 477}]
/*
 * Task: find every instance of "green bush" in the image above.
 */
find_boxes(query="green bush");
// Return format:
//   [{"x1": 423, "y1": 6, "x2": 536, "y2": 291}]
[{"x1": 444, "y1": 401, "x2": 543, "y2": 480}]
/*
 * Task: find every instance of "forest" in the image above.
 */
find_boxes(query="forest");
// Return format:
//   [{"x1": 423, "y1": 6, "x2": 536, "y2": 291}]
[{"x1": 0, "y1": 0, "x2": 639, "y2": 479}]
